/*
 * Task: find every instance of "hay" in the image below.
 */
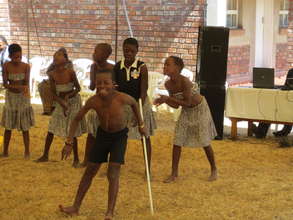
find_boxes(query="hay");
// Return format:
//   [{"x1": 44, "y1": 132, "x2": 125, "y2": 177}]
[{"x1": 0, "y1": 105, "x2": 292, "y2": 220}]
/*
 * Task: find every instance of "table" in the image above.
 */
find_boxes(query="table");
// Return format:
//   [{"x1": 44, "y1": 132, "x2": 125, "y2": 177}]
[{"x1": 225, "y1": 87, "x2": 293, "y2": 139}]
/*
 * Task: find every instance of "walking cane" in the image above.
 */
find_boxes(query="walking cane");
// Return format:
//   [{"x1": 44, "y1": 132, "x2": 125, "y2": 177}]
[{"x1": 138, "y1": 98, "x2": 154, "y2": 215}]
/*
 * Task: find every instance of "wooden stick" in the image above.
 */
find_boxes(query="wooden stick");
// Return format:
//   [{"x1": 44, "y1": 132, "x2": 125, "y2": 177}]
[{"x1": 138, "y1": 98, "x2": 154, "y2": 215}]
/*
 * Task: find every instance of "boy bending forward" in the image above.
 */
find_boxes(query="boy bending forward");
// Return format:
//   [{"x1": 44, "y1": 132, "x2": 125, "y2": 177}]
[{"x1": 59, "y1": 69, "x2": 146, "y2": 220}]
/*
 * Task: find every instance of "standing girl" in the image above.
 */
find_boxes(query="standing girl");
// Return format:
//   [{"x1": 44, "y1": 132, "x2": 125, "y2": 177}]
[
  {"x1": 36, "y1": 49, "x2": 86, "y2": 167},
  {"x1": 1, "y1": 43, "x2": 35, "y2": 158},
  {"x1": 154, "y1": 56, "x2": 218, "y2": 182}
]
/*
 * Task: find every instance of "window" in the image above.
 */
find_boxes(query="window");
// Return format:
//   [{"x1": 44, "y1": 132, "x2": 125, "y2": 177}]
[
  {"x1": 226, "y1": 0, "x2": 239, "y2": 29},
  {"x1": 279, "y1": 0, "x2": 289, "y2": 28}
]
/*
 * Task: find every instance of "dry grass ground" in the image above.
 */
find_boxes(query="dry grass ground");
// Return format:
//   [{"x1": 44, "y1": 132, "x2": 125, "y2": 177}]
[{"x1": 0, "y1": 105, "x2": 292, "y2": 220}]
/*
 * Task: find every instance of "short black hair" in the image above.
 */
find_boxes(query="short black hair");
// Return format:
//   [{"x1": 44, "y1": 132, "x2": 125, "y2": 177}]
[
  {"x1": 169, "y1": 56, "x2": 184, "y2": 71},
  {"x1": 96, "y1": 69, "x2": 114, "y2": 79},
  {"x1": 96, "y1": 43, "x2": 112, "y2": 56},
  {"x1": 123, "y1": 37, "x2": 139, "y2": 49},
  {"x1": 0, "y1": 35, "x2": 8, "y2": 45},
  {"x1": 8, "y1": 43, "x2": 22, "y2": 56}
]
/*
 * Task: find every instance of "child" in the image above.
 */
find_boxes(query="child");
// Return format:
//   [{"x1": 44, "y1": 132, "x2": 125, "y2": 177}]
[
  {"x1": 38, "y1": 47, "x2": 73, "y2": 115},
  {"x1": 36, "y1": 49, "x2": 86, "y2": 167},
  {"x1": 59, "y1": 70, "x2": 146, "y2": 219},
  {"x1": 113, "y1": 37, "x2": 156, "y2": 175},
  {"x1": 82, "y1": 43, "x2": 114, "y2": 167},
  {"x1": 154, "y1": 56, "x2": 218, "y2": 182},
  {"x1": 1, "y1": 43, "x2": 34, "y2": 158}
]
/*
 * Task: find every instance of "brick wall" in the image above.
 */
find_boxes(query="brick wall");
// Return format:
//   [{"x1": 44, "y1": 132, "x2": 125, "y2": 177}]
[
  {"x1": 276, "y1": 43, "x2": 288, "y2": 76},
  {"x1": 0, "y1": 0, "x2": 9, "y2": 37},
  {"x1": 226, "y1": 45, "x2": 250, "y2": 84},
  {"x1": 0, "y1": 0, "x2": 206, "y2": 73}
]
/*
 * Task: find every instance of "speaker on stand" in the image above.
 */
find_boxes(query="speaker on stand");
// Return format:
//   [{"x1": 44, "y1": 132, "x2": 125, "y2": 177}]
[{"x1": 196, "y1": 26, "x2": 230, "y2": 140}]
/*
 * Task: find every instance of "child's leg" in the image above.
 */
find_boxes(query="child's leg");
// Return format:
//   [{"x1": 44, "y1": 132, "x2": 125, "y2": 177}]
[
  {"x1": 3, "y1": 129, "x2": 12, "y2": 156},
  {"x1": 141, "y1": 137, "x2": 152, "y2": 175},
  {"x1": 72, "y1": 137, "x2": 80, "y2": 167},
  {"x1": 164, "y1": 144, "x2": 181, "y2": 183},
  {"x1": 22, "y1": 130, "x2": 30, "y2": 159},
  {"x1": 203, "y1": 145, "x2": 217, "y2": 181},
  {"x1": 59, "y1": 162, "x2": 101, "y2": 216},
  {"x1": 36, "y1": 132, "x2": 54, "y2": 162},
  {"x1": 81, "y1": 134, "x2": 95, "y2": 167},
  {"x1": 105, "y1": 162, "x2": 121, "y2": 219}
]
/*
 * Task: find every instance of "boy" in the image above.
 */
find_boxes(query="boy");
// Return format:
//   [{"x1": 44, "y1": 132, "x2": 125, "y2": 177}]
[
  {"x1": 59, "y1": 70, "x2": 146, "y2": 220},
  {"x1": 113, "y1": 37, "x2": 156, "y2": 175},
  {"x1": 82, "y1": 43, "x2": 114, "y2": 166}
]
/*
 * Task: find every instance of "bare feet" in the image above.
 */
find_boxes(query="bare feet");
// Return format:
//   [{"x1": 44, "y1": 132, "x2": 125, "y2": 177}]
[
  {"x1": 163, "y1": 175, "x2": 177, "y2": 183},
  {"x1": 79, "y1": 161, "x2": 88, "y2": 168},
  {"x1": 72, "y1": 160, "x2": 81, "y2": 168},
  {"x1": 24, "y1": 153, "x2": 30, "y2": 160},
  {"x1": 105, "y1": 212, "x2": 113, "y2": 220},
  {"x1": 59, "y1": 205, "x2": 79, "y2": 216},
  {"x1": 208, "y1": 170, "x2": 218, "y2": 181},
  {"x1": 35, "y1": 156, "x2": 48, "y2": 162}
]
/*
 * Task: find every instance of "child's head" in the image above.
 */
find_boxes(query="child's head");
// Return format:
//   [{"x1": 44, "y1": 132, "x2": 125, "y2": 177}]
[
  {"x1": 93, "y1": 43, "x2": 112, "y2": 63},
  {"x1": 163, "y1": 56, "x2": 184, "y2": 76},
  {"x1": 122, "y1": 38, "x2": 139, "y2": 63},
  {"x1": 95, "y1": 69, "x2": 115, "y2": 97},
  {"x1": 53, "y1": 49, "x2": 67, "y2": 65},
  {"x1": 57, "y1": 47, "x2": 69, "y2": 60},
  {"x1": 8, "y1": 43, "x2": 22, "y2": 63}
]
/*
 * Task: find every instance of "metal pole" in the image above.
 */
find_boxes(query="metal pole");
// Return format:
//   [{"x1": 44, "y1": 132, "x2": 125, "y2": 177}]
[{"x1": 115, "y1": 0, "x2": 118, "y2": 62}]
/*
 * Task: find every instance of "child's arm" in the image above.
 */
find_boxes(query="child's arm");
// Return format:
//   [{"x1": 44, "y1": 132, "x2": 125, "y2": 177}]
[
  {"x1": 140, "y1": 64, "x2": 148, "y2": 104},
  {"x1": 65, "y1": 70, "x2": 81, "y2": 99},
  {"x1": 89, "y1": 63, "x2": 96, "y2": 91},
  {"x1": 48, "y1": 73, "x2": 67, "y2": 107},
  {"x1": 124, "y1": 94, "x2": 146, "y2": 136},
  {"x1": 155, "y1": 78, "x2": 193, "y2": 108},
  {"x1": 62, "y1": 97, "x2": 94, "y2": 160}
]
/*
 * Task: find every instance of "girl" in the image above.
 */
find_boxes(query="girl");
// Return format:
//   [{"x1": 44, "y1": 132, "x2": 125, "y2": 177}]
[
  {"x1": 154, "y1": 56, "x2": 218, "y2": 182},
  {"x1": 36, "y1": 49, "x2": 86, "y2": 167},
  {"x1": 1, "y1": 43, "x2": 35, "y2": 158},
  {"x1": 38, "y1": 47, "x2": 73, "y2": 115}
]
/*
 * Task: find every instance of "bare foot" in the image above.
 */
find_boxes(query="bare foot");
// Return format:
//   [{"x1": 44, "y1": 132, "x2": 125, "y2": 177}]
[
  {"x1": 24, "y1": 153, "x2": 30, "y2": 160},
  {"x1": 163, "y1": 175, "x2": 177, "y2": 183},
  {"x1": 72, "y1": 160, "x2": 81, "y2": 168},
  {"x1": 35, "y1": 156, "x2": 48, "y2": 162},
  {"x1": 0, "y1": 153, "x2": 9, "y2": 158},
  {"x1": 59, "y1": 205, "x2": 79, "y2": 216},
  {"x1": 208, "y1": 170, "x2": 218, "y2": 181},
  {"x1": 105, "y1": 212, "x2": 113, "y2": 220},
  {"x1": 79, "y1": 161, "x2": 88, "y2": 168}
]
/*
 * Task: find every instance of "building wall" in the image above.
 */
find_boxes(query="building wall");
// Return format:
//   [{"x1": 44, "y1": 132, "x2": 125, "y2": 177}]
[{"x1": 0, "y1": 0, "x2": 206, "y2": 73}]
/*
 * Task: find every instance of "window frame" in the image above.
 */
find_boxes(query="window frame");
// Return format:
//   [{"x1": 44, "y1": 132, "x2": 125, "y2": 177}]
[{"x1": 226, "y1": 0, "x2": 239, "y2": 29}]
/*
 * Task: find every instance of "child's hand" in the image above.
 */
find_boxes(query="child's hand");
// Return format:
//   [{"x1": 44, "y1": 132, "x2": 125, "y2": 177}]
[
  {"x1": 61, "y1": 100, "x2": 69, "y2": 117},
  {"x1": 61, "y1": 142, "x2": 73, "y2": 160},
  {"x1": 153, "y1": 95, "x2": 168, "y2": 106},
  {"x1": 22, "y1": 86, "x2": 30, "y2": 98},
  {"x1": 138, "y1": 124, "x2": 147, "y2": 136}
]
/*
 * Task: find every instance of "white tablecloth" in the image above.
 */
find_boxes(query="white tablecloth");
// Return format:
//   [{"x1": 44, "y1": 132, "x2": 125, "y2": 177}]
[{"x1": 225, "y1": 87, "x2": 293, "y2": 122}]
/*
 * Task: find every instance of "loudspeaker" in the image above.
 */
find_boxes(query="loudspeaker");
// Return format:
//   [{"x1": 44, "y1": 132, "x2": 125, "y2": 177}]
[
  {"x1": 198, "y1": 26, "x2": 229, "y2": 85},
  {"x1": 197, "y1": 26, "x2": 229, "y2": 139},
  {"x1": 200, "y1": 87, "x2": 225, "y2": 139}
]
